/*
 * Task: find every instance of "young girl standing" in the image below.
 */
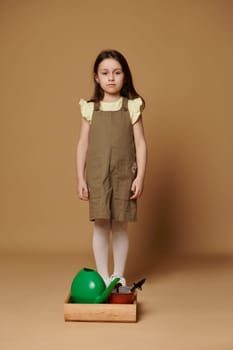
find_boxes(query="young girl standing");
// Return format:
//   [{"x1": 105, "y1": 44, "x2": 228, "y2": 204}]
[{"x1": 76, "y1": 49, "x2": 147, "y2": 286}]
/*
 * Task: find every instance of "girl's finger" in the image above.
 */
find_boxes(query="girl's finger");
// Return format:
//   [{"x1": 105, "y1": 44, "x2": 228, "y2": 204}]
[
  {"x1": 78, "y1": 187, "x2": 88, "y2": 200},
  {"x1": 131, "y1": 185, "x2": 135, "y2": 193},
  {"x1": 130, "y1": 189, "x2": 137, "y2": 199},
  {"x1": 83, "y1": 187, "x2": 89, "y2": 200}
]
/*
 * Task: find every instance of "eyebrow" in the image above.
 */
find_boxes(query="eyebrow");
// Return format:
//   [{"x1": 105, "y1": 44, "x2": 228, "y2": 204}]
[{"x1": 99, "y1": 68, "x2": 122, "y2": 72}]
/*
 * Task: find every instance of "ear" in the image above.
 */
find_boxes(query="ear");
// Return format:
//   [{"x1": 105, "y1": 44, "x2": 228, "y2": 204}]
[{"x1": 95, "y1": 74, "x2": 99, "y2": 84}]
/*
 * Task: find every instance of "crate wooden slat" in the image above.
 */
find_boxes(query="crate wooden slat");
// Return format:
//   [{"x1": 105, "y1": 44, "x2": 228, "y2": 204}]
[{"x1": 64, "y1": 294, "x2": 137, "y2": 322}]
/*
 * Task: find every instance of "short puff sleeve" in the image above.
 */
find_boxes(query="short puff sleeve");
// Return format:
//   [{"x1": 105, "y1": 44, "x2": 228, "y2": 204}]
[
  {"x1": 128, "y1": 97, "x2": 144, "y2": 124},
  {"x1": 79, "y1": 99, "x2": 94, "y2": 123}
]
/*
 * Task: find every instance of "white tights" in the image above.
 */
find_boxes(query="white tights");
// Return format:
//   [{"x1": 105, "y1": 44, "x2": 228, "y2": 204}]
[{"x1": 92, "y1": 219, "x2": 129, "y2": 285}]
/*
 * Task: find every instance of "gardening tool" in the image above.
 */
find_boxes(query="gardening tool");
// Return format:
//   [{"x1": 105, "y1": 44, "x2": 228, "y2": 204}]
[
  {"x1": 70, "y1": 268, "x2": 120, "y2": 304},
  {"x1": 108, "y1": 278, "x2": 146, "y2": 304}
]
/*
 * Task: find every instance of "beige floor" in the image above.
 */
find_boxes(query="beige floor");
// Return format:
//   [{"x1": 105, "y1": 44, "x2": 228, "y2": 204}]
[{"x1": 0, "y1": 254, "x2": 232, "y2": 350}]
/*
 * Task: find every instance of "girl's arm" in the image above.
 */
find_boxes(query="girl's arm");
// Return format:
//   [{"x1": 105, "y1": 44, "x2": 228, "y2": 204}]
[
  {"x1": 130, "y1": 116, "x2": 147, "y2": 199},
  {"x1": 76, "y1": 118, "x2": 90, "y2": 200}
]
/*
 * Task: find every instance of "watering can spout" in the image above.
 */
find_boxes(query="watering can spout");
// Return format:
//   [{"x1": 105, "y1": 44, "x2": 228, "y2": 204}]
[{"x1": 95, "y1": 277, "x2": 120, "y2": 303}]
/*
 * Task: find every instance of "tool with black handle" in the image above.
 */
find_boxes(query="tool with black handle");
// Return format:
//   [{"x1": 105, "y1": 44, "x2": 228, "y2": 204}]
[{"x1": 130, "y1": 278, "x2": 146, "y2": 292}]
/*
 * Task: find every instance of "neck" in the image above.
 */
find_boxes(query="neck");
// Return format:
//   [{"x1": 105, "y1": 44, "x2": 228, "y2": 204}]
[{"x1": 102, "y1": 93, "x2": 121, "y2": 102}]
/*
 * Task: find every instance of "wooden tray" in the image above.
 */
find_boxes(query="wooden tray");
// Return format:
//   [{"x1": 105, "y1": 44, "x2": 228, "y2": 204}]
[{"x1": 64, "y1": 293, "x2": 137, "y2": 322}]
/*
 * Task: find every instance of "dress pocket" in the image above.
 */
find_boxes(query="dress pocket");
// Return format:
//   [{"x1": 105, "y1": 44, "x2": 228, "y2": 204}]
[{"x1": 114, "y1": 159, "x2": 137, "y2": 200}]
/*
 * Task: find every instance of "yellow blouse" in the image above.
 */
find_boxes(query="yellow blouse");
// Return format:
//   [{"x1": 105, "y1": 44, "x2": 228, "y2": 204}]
[{"x1": 79, "y1": 97, "x2": 143, "y2": 125}]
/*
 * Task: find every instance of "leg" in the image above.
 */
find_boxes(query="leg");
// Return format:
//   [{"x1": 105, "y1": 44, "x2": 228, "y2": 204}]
[
  {"x1": 111, "y1": 220, "x2": 129, "y2": 283},
  {"x1": 92, "y1": 219, "x2": 111, "y2": 285}
]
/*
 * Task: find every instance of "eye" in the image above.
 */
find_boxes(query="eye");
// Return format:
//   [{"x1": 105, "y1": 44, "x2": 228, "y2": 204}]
[{"x1": 115, "y1": 71, "x2": 122, "y2": 75}]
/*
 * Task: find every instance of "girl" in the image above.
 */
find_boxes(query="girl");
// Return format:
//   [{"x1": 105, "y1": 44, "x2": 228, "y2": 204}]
[{"x1": 76, "y1": 49, "x2": 147, "y2": 286}]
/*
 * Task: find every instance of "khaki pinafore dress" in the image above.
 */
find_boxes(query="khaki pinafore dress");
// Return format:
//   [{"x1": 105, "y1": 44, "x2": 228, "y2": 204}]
[{"x1": 86, "y1": 97, "x2": 137, "y2": 222}]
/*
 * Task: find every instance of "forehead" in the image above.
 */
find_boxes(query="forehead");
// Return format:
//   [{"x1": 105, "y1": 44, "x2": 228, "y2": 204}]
[{"x1": 98, "y1": 58, "x2": 122, "y2": 71}]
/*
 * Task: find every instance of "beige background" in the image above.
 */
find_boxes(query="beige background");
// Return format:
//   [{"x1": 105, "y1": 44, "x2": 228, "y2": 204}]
[
  {"x1": 0, "y1": 0, "x2": 232, "y2": 256},
  {"x1": 1, "y1": 2, "x2": 233, "y2": 350}
]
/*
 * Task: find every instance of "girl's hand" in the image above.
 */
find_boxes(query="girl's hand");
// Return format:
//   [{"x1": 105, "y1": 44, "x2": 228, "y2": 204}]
[
  {"x1": 130, "y1": 177, "x2": 144, "y2": 200},
  {"x1": 77, "y1": 180, "x2": 89, "y2": 201}
]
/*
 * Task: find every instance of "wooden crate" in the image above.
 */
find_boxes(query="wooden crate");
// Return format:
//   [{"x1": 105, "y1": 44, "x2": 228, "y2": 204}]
[{"x1": 64, "y1": 293, "x2": 137, "y2": 322}]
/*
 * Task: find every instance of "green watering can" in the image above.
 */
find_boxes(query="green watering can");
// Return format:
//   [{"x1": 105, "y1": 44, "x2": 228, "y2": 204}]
[{"x1": 70, "y1": 268, "x2": 120, "y2": 304}]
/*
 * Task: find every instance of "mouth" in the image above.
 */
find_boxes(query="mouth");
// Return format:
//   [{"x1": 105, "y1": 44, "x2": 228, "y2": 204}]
[{"x1": 107, "y1": 84, "x2": 116, "y2": 86}]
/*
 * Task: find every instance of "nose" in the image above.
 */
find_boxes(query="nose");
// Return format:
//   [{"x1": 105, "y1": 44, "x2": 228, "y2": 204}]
[{"x1": 108, "y1": 73, "x2": 114, "y2": 81}]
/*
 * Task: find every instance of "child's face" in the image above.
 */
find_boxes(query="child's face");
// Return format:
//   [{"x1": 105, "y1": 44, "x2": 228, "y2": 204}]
[{"x1": 95, "y1": 58, "x2": 124, "y2": 99}]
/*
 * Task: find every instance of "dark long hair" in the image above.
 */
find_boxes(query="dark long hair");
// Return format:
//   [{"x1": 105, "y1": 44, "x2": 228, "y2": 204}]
[{"x1": 90, "y1": 49, "x2": 145, "y2": 109}]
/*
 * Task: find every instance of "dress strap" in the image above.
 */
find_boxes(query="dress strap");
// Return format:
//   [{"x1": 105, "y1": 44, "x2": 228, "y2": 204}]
[
  {"x1": 122, "y1": 97, "x2": 128, "y2": 111},
  {"x1": 94, "y1": 101, "x2": 100, "y2": 111}
]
